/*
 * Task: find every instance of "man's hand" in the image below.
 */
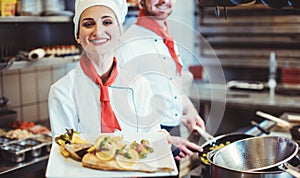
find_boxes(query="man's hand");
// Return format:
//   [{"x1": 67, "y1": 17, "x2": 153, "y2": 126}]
[
  {"x1": 182, "y1": 106, "x2": 205, "y2": 132},
  {"x1": 168, "y1": 136, "x2": 203, "y2": 161}
]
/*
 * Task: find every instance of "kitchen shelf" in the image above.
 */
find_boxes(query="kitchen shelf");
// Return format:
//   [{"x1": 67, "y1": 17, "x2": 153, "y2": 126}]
[
  {"x1": 0, "y1": 16, "x2": 72, "y2": 23},
  {"x1": 1, "y1": 55, "x2": 80, "y2": 71}
]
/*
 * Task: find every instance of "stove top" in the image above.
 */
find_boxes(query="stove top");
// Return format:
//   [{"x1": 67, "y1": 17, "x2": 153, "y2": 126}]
[{"x1": 183, "y1": 120, "x2": 296, "y2": 178}]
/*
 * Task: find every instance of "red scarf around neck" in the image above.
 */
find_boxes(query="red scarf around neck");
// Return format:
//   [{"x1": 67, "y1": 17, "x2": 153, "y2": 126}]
[
  {"x1": 136, "y1": 9, "x2": 182, "y2": 76},
  {"x1": 80, "y1": 55, "x2": 121, "y2": 133}
]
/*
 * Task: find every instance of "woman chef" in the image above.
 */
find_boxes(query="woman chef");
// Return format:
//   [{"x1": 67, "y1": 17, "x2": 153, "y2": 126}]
[
  {"x1": 48, "y1": 0, "x2": 159, "y2": 136},
  {"x1": 48, "y1": 0, "x2": 202, "y2": 160}
]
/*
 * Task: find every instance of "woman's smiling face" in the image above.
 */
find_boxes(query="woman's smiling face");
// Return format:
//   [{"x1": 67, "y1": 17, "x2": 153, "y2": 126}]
[{"x1": 77, "y1": 6, "x2": 120, "y2": 55}]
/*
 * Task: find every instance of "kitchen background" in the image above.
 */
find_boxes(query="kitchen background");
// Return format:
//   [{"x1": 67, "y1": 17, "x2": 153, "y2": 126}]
[
  {"x1": 0, "y1": 0, "x2": 300, "y2": 136},
  {"x1": 0, "y1": 0, "x2": 300, "y2": 178},
  {"x1": 0, "y1": 0, "x2": 300, "y2": 132},
  {"x1": 0, "y1": 0, "x2": 197, "y2": 126}
]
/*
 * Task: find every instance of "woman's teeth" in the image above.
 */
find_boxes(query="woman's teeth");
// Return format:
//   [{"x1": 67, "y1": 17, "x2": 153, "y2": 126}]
[{"x1": 90, "y1": 39, "x2": 108, "y2": 44}]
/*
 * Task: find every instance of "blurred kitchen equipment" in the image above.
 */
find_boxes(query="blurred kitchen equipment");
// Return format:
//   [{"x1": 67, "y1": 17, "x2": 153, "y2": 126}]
[
  {"x1": 207, "y1": 146, "x2": 300, "y2": 178},
  {"x1": 268, "y1": 51, "x2": 277, "y2": 96},
  {"x1": 281, "y1": 66, "x2": 300, "y2": 85},
  {"x1": 64, "y1": 0, "x2": 75, "y2": 12},
  {"x1": 0, "y1": 97, "x2": 9, "y2": 109},
  {"x1": 256, "y1": 111, "x2": 292, "y2": 128},
  {"x1": 257, "y1": 111, "x2": 300, "y2": 141},
  {"x1": 282, "y1": 113, "x2": 300, "y2": 122},
  {"x1": 250, "y1": 120, "x2": 270, "y2": 135},
  {"x1": 0, "y1": 44, "x2": 16, "y2": 70},
  {"x1": 276, "y1": 84, "x2": 300, "y2": 96},
  {"x1": 216, "y1": 0, "x2": 236, "y2": 6},
  {"x1": 227, "y1": 80, "x2": 266, "y2": 91},
  {"x1": 196, "y1": 0, "x2": 235, "y2": 19},
  {"x1": 197, "y1": 0, "x2": 258, "y2": 7},
  {"x1": 16, "y1": 0, "x2": 43, "y2": 16},
  {"x1": 28, "y1": 48, "x2": 45, "y2": 61},
  {"x1": 212, "y1": 136, "x2": 300, "y2": 177},
  {"x1": 260, "y1": 0, "x2": 289, "y2": 9},
  {"x1": 290, "y1": 125, "x2": 300, "y2": 140},
  {"x1": 288, "y1": 0, "x2": 300, "y2": 8},
  {"x1": 44, "y1": 0, "x2": 65, "y2": 12},
  {"x1": 0, "y1": 97, "x2": 17, "y2": 128},
  {"x1": 43, "y1": 0, "x2": 73, "y2": 16},
  {"x1": 230, "y1": 0, "x2": 256, "y2": 6}
]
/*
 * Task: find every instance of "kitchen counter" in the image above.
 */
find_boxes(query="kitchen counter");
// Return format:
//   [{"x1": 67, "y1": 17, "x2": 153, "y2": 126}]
[
  {"x1": 0, "y1": 155, "x2": 48, "y2": 178},
  {"x1": 188, "y1": 82, "x2": 300, "y2": 135},
  {"x1": 189, "y1": 82, "x2": 300, "y2": 112}
]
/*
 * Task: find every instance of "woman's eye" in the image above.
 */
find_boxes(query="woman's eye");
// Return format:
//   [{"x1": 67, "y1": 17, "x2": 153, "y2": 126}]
[
  {"x1": 83, "y1": 21, "x2": 95, "y2": 28},
  {"x1": 103, "y1": 20, "x2": 113, "y2": 25}
]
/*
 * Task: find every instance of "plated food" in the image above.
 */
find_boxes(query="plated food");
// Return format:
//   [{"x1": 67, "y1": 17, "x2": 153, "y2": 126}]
[{"x1": 55, "y1": 129, "x2": 174, "y2": 173}]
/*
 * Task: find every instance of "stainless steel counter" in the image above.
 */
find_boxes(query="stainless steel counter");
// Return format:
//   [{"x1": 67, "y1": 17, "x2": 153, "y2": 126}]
[
  {"x1": 0, "y1": 155, "x2": 48, "y2": 178},
  {"x1": 189, "y1": 82, "x2": 300, "y2": 112}
]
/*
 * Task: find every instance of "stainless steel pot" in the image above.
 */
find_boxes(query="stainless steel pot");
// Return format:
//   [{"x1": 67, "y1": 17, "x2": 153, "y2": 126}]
[
  {"x1": 208, "y1": 148, "x2": 300, "y2": 178},
  {"x1": 208, "y1": 136, "x2": 300, "y2": 177}
]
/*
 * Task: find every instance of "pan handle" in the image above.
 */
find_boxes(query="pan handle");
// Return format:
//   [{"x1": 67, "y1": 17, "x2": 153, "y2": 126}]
[
  {"x1": 194, "y1": 125, "x2": 214, "y2": 141},
  {"x1": 278, "y1": 162, "x2": 300, "y2": 177},
  {"x1": 256, "y1": 111, "x2": 291, "y2": 128},
  {"x1": 251, "y1": 120, "x2": 270, "y2": 135}
]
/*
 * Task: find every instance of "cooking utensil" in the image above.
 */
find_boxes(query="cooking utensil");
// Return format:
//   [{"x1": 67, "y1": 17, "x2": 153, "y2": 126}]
[
  {"x1": 256, "y1": 111, "x2": 300, "y2": 141},
  {"x1": 256, "y1": 111, "x2": 292, "y2": 128},
  {"x1": 195, "y1": 126, "x2": 253, "y2": 146},
  {"x1": 207, "y1": 148, "x2": 300, "y2": 178},
  {"x1": 251, "y1": 120, "x2": 270, "y2": 135},
  {"x1": 195, "y1": 125, "x2": 253, "y2": 166},
  {"x1": 212, "y1": 136, "x2": 300, "y2": 177}
]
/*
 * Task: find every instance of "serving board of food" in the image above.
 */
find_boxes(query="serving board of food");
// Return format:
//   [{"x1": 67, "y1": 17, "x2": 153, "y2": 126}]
[{"x1": 46, "y1": 129, "x2": 178, "y2": 177}]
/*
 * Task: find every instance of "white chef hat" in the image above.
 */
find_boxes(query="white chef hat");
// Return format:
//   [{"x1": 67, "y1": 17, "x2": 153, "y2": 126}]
[{"x1": 73, "y1": 0, "x2": 128, "y2": 39}]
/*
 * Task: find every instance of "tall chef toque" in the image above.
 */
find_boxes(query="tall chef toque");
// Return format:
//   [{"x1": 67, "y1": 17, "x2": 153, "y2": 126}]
[{"x1": 73, "y1": 0, "x2": 128, "y2": 39}]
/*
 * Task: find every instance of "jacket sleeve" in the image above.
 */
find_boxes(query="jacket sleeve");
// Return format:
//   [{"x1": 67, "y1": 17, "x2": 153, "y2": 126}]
[{"x1": 48, "y1": 83, "x2": 78, "y2": 137}]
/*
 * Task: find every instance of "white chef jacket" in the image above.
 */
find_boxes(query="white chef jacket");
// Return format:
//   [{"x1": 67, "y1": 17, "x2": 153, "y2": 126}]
[
  {"x1": 48, "y1": 61, "x2": 161, "y2": 139},
  {"x1": 116, "y1": 24, "x2": 189, "y2": 127}
]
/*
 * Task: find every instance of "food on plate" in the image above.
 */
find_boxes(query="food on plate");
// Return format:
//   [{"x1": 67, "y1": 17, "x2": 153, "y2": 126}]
[
  {"x1": 83, "y1": 151, "x2": 173, "y2": 173},
  {"x1": 55, "y1": 129, "x2": 89, "y2": 145},
  {"x1": 130, "y1": 139, "x2": 154, "y2": 159},
  {"x1": 55, "y1": 130, "x2": 173, "y2": 173},
  {"x1": 115, "y1": 148, "x2": 140, "y2": 169},
  {"x1": 63, "y1": 143, "x2": 92, "y2": 161},
  {"x1": 55, "y1": 129, "x2": 91, "y2": 161},
  {"x1": 83, "y1": 135, "x2": 155, "y2": 170}
]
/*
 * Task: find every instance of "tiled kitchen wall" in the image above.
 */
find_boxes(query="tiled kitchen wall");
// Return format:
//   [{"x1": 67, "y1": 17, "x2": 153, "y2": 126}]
[{"x1": 0, "y1": 62, "x2": 78, "y2": 123}]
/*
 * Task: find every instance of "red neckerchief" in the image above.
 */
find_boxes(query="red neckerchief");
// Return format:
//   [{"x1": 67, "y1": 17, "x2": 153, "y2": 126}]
[
  {"x1": 80, "y1": 55, "x2": 121, "y2": 133},
  {"x1": 136, "y1": 9, "x2": 182, "y2": 76}
]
